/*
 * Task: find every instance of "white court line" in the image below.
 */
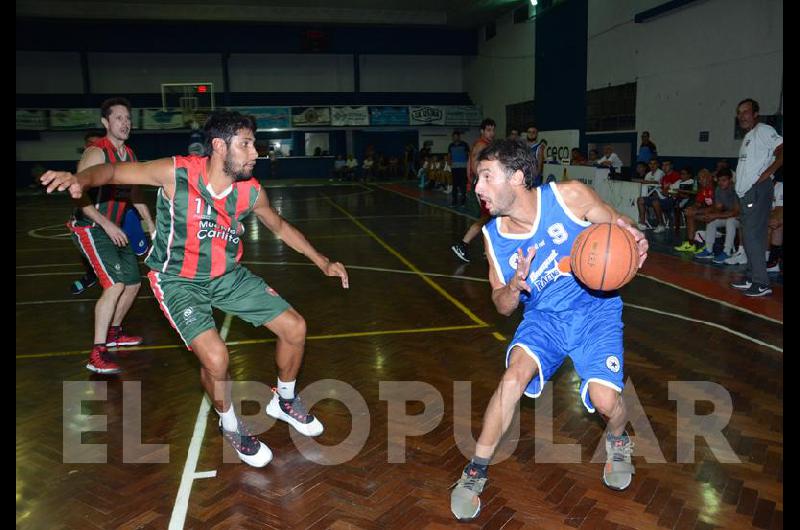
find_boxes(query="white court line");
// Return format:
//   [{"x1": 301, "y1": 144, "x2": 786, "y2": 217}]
[
  {"x1": 14, "y1": 262, "x2": 786, "y2": 325},
  {"x1": 242, "y1": 261, "x2": 489, "y2": 283},
  {"x1": 17, "y1": 264, "x2": 86, "y2": 269},
  {"x1": 287, "y1": 213, "x2": 445, "y2": 223},
  {"x1": 269, "y1": 186, "x2": 373, "y2": 203},
  {"x1": 18, "y1": 272, "x2": 101, "y2": 277},
  {"x1": 373, "y1": 185, "x2": 784, "y2": 326},
  {"x1": 375, "y1": 184, "x2": 479, "y2": 221},
  {"x1": 168, "y1": 313, "x2": 232, "y2": 530},
  {"x1": 17, "y1": 247, "x2": 75, "y2": 252},
  {"x1": 637, "y1": 273, "x2": 782, "y2": 324},
  {"x1": 624, "y1": 303, "x2": 782, "y2": 353},
  {"x1": 17, "y1": 296, "x2": 154, "y2": 305}
]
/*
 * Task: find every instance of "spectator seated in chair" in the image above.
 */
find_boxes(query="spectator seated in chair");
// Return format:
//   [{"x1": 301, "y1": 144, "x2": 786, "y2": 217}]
[
  {"x1": 332, "y1": 154, "x2": 346, "y2": 181},
  {"x1": 636, "y1": 158, "x2": 670, "y2": 233},
  {"x1": 668, "y1": 166, "x2": 697, "y2": 235},
  {"x1": 691, "y1": 169, "x2": 741, "y2": 263},
  {"x1": 344, "y1": 154, "x2": 358, "y2": 181},
  {"x1": 674, "y1": 168, "x2": 714, "y2": 254}
]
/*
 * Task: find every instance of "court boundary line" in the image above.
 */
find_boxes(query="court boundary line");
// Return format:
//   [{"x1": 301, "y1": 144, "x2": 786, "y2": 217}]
[
  {"x1": 370, "y1": 185, "x2": 784, "y2": 325},
  {"x1": 16, "y1": 262, "x2": 784, "y2": 327},
  {"x1": 167, "y1": 313, "x2": 232, "y2": 530},
  {"x1": 637, "y1": 273, "x2": 782, "y2": 324},
  {"x1": 374, "y1": 183, "x2": 479, "y2": 221},
  {"x1": 324, "y1": 196, "x2": 487, "y2": 326},
  {"x1": 15, "y1": 323, "x2": 489, "y2": 360},
  {"x1": 624, "y1": 303, "x2": 782, "y2": 353}
]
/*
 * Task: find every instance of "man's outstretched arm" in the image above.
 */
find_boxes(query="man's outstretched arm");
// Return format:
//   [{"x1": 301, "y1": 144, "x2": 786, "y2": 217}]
[
  {"x1": 41, "y1": 157, "x2": 175, "y2": 199},
  {"x1": 252, "y1": 186, "x2": 349, "y2": 289}
]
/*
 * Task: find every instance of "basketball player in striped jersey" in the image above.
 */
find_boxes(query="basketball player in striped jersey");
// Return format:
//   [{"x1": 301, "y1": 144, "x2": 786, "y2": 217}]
[
  {"x1": 450, "y1": 118, "x2": 496, "y2": 262},
  {"x1": 68, "y1": 97, "x2": 156, "y2": 374},
  {"x1": 42, "y1": 111, "x2": 349, "y2": 468},
  {"x1": 448, "y1": 139, "x2": 648, "y2": 521}
]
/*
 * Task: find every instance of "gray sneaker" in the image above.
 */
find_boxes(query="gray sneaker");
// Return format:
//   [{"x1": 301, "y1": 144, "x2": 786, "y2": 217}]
[
  {"x1": 602, "y1": 433, "x2": 635, "y2": 491},
  {"x1": 450, "y1": 464, "x2": 487, "y2": 521}
]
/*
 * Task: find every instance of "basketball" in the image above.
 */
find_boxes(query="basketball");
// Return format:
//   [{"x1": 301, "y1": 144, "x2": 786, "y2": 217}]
[{"x1": 570, "y1": 223, "x2": 639, "y2": 291}]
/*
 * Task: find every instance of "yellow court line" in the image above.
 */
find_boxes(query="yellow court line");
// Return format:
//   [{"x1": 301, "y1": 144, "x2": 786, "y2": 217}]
[
  {"x1": 16, "y1": 323, "x2": 489, "y2": 360},
  {"x1": 375, "y1": 184, "x2": 479, "y2": 221},
  {"x1": 324, "y1": 197, "x2": 488, "y2": 327},
  {"x1": 16, "y1": 343, "x2": 186, "y2": 359}
]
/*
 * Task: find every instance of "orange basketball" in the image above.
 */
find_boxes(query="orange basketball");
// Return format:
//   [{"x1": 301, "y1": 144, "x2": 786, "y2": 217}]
[{"x1": 570, "y1": 223, "x2": 639, "y2": 291}]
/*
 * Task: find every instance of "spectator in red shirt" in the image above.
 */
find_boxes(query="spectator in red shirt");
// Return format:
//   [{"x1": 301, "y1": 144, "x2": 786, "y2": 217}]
[
  {"x1": 674, "y1": 168, "x2": 715, "y2": 252},
  {"x1": 660, "y1": 160, "x2": 682, "y2": 189}
]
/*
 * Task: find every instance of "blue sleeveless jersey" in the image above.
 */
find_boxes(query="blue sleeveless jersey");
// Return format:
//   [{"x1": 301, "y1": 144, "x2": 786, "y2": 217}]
[
  {"x1": 483, "y1": 182, "x2": 622, "y2": 316},
  {"x1": 530, "y1": 141, "x2": 544, "y2": 160},
  {"x1": 530, "y1": 141, "x2": 545, "y2": 186}
]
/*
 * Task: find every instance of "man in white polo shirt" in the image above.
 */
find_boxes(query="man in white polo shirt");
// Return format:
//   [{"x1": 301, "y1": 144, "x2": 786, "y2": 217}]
[
  {"x1": 729, "y1": 98, "x2": 783, "y2": 297},
  {"x1": 597, "y1": 144, "x2": 623, "y2": 173}
]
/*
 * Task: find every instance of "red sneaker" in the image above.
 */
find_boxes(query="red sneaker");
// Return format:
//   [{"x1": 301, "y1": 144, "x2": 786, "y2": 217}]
[
  {"x1": 86, "y1": 345, "x2": 121, "y2": 374},
  {"x1": 106, "y1": 326, "x2": 143, "y2": 347}
]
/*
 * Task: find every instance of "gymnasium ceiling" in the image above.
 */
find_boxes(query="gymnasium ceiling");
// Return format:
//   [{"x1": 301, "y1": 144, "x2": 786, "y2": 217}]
[{"x1": 16, "y1": 0, "x2": 529, "y2": 28}]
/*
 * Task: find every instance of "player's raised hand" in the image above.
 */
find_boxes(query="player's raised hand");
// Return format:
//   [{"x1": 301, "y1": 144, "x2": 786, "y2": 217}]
[
  {"x1": 324, "y1": 260, "x2": 349, "y2": 289},
  {"x1": 511, "y1": 246, "x2": 536, "y2": 293},
  {"x1": 40, "y1": 171, "x2": 83, "y2": 199}
]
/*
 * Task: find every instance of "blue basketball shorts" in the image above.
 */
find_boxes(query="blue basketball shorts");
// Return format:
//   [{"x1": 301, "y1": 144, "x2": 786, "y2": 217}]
[{"x1": 504, "y1": 297, "x2": 624, "y2": 413}]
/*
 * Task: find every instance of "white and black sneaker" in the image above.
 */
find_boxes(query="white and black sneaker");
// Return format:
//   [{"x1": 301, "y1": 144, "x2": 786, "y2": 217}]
[
  {"x1": 266, "y1": 392, "x2": 324, "y2": 437},
  {"x1": 219, "y1": 418, "x2": 273, "y2": 467},
  {"x1": 730, "y1": 278, "x2": 752, "y2": 290},
  {"x1": 742, "y1": 284, "x2": 772, "y2": 297}
]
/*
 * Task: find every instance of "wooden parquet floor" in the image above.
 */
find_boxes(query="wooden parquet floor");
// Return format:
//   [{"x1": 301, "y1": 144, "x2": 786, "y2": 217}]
[{"x1": 17, "y1": 184, "x2": 782, "y2": 529}]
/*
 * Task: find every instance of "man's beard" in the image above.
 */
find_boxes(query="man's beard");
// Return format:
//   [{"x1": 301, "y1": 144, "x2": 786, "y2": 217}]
[{"x1": 224, "y1": 156, "x2": 253, "y2": 181}]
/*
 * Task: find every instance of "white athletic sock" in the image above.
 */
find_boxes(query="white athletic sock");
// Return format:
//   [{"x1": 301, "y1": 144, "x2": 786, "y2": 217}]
[
  {"x1": 217, "y1": 404, "x2": 238, "y2": 432},
  {"x1": 277, "y1": 378, "x2": 296, "y2": 400}
]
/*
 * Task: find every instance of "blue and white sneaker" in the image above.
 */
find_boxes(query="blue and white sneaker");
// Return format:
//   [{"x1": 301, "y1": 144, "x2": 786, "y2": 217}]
[
  {"x1": 694, "y1": 249, "x2": 714, "y2": 260},
  {"x1": 712, "y1": 251, "x2": 730, "y2": 264}
]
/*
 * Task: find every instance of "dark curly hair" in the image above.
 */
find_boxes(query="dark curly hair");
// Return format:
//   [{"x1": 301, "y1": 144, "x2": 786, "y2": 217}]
[{"x1": 477, "y1": 139, "x2": 540, "y2": 190}]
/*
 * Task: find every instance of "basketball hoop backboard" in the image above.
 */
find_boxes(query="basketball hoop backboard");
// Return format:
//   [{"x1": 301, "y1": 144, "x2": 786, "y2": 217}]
[{"x1": 161, "y1": 83, "x2": 215, "y2": 127}]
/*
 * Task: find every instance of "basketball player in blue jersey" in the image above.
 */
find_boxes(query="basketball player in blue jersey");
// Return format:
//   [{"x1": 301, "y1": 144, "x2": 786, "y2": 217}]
[
  {"x1": 450, "y1": 139, "x2": 648, "y2": 521},
  {"x1": 525, "y1": 124, "x2": 545, "y2": 187}
]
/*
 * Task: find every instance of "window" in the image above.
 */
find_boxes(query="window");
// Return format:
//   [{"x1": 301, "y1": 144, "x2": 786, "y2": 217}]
[
  {"x1": 506, "y1": 100, "x2": 536, "y2": 134},
  {"x1": 586, "y1": 83, "x2": 636, "y2": 132},
  {"x1": 305, "y1": 132, "x2": 330, "y2": 156}
]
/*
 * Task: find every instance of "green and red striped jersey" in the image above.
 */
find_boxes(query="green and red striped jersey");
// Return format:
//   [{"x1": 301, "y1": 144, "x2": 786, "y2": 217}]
[
  {"x1": 145, "y1": 155, "x2": 261, "y2": 280},
  {"x1": 73, "y1": 137, "x2": 137, "y2": 227}
]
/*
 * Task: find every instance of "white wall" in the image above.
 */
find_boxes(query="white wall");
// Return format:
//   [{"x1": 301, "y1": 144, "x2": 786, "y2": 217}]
[
  {"x1": 360, "y1": 55, "x2": 464, "y2": 92},
  {"x1": 464, "y1": 12, "x2": 535, "y2": 135},
  {"x1": 17, "y1": 51, "x2": 85, "y2": 94},
  {"x1": 88, "y1": 53, "x2": 224, "y2": 94},
  {"x1": 230, "y1": 54, "x2": 354, "y2": 92},
  {"x1": 17, "y1": 131, "x2": 87, "y2": 162},
  {"x1": 588, "y1": 0, "x2": 783, "y2": 158}
]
